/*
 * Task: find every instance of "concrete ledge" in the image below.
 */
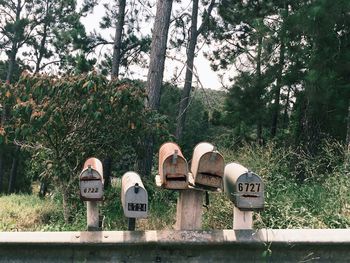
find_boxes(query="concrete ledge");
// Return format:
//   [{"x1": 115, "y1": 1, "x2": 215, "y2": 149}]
[
  {"x1": 1, "y1": 229, "x2": 350, "y2": 245},
  {"x1": 1, "y1": 229, "x2": 350, "y2": 262}
]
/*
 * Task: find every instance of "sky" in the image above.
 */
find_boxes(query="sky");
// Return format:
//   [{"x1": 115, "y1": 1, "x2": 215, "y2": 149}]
[{"x1": 77, "y1": 0, "x2": 228, "y2": 90}]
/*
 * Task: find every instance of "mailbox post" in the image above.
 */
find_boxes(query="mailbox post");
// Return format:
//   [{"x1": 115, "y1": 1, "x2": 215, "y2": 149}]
[
  {"x1": 121, "y1": 172, "x2": 148, "y2": 231},
  {"x1": 224, "y1": 163, "x2": 264, "y2": 230},
  {"x1": 79, "y1": 158, "x2": 104, "y2": 231}
]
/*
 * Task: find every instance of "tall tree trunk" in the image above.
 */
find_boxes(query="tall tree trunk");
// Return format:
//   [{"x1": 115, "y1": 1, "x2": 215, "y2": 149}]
[
  {"x1": 271, "y1": 5, "x2": 288, "y2": 138},
  {"x1": 256, "y1": 35, "x2": 263, "y2": 144},
  {"x1": 34, "y1": 9, "x2": 49, "y2": 74},
  {"x1": 6, "y1": 48, "x2": 17, "y2": 84},
  {"x1": 0, "y1": 104, "x2": 6, "y2": 193},
  {"x1": 0, "y1": 150, "x2": 3, "y2": 192},
  {"x1": 175, "y1": 0, "x2": 199, "y2": 140},
  {"x1": 62, "y1": 187, "x2": 71, "y2": 224},
  {"x1": 175, "y1": 0, "x2": 216, "y2": 141},
  {"x1": 282, "y1": 84, "x2": 292, "y2": 129},
  {"x1": 345, "y1": 100, "x2": 350, "y2": 167},
  {"x1": 8, "y1": 146, "x2": 20, "y2": 194},
  {"x1": 111, "y1": 0, "x2": 126, "y2": 79},
  {"x1": 146, "y1": 0, "x2": 173, "y2": 110},
  {"x1": 137, "y1": 0, "x2": 173, "y2": 177}
]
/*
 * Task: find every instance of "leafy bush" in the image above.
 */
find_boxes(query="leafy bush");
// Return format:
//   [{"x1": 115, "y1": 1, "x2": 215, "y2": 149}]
[{"x1": 1, "y1": 73, "x2": 167, "y2": 222}]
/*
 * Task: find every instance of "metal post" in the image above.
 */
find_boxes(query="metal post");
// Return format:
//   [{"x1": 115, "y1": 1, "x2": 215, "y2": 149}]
[
  {"x1": 175, "y1": 189, "x2": 203, "y2": 230},
  {"x1": 233, "y1": 206, "x2": 253, "y2": 230},
  {"x1": 128, "y1": 218, "x2": 136, "y2": 231},
  {"x1": 87, "y1": 201, "x2": 100, "y2": 231}
]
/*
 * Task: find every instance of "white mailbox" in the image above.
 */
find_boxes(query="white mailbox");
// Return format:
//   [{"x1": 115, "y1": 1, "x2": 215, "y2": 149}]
[
  {"x1": 158, "y1": 142, "x2": 189, "y2": 189},
  {"x1": 121, "y1": 172, "x2": 148, "y2": 218},
  {"x1": 224, "y1": 162, "x2": 264, "y2": 211},
  {"x1": 190, "y1": 142, "x2": 224, "y2": 189},
  {"x1": 79, "y1": 158, "x2": 104, "y2": 201}
]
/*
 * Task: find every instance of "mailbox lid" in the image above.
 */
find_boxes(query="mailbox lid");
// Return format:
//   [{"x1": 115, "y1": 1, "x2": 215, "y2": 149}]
[
  {"x1": 80, "y1": 157, "x2": 104, "y2": 181},
  {"x1": 235, "y1": 172, "x2": 264, "y2": 210},
  {"x1": 79, "y1": 180, "x2": 104, "y2": 201},
  {"x1": 159, "y1": 142, "x2": 186, "y2": 174},
  {"x1": 224, "y1": 163, "x2": 264, "y2": 211},
  {"x1": 123, "y1": 187, "x2": 148, "y2": 218},
  {"x1": 121, "y1": 172, "x2": 148, "y2": 218},
  {"x1": 158, "y1": 142, "x2": 188, "y2": 189},
  {"x1": 191, "y1": 142, "x2": 224, "y2": 188}
]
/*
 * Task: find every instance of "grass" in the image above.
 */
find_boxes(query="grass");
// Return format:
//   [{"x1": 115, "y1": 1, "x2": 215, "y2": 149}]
[
  {"x1": 1, "y1": 142, "x2": 350, "y2": 231},
  {"x1": 0, "y1": 194, "x2": 61, "y2": 231}
]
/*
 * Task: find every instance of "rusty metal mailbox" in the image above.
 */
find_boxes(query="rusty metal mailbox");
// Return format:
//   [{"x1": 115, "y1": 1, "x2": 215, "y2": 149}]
[
  {"x1": 79, "y1": 158, "x2": 104, "y2": 201},
  {"x1": 121, "y1": 171, "x2": 148, "y2": 219},
  {"x1": 190, "y1": 142, "x2": 224, "y2": 189},
  {"x1": 224, "y1": 162, "x2": 264, "y2": 211},
  {"x1": 158, "y1": 142, "x2": 189, "y2": 189}
]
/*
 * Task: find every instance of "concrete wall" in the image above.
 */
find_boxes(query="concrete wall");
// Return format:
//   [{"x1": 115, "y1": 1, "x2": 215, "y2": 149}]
[{"x1": 1, "y1": 229, "x2": 350, "y2": 262}]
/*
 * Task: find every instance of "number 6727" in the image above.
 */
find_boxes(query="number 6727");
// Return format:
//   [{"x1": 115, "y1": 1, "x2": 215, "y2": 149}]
[{"x1": 238, "y1": 183, "x2": 261, "y2": 192}]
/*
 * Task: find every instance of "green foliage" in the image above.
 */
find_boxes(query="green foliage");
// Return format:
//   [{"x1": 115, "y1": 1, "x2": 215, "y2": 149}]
[
  {"x1": 1, "y1": 73, "x2": 167, "y2": 219},
  {"x1": 0, "y1": 194, "x2": 61, "y2": 231},
  {"x1": 2, "y1": 142, "x2": 350, "y2": 231}
]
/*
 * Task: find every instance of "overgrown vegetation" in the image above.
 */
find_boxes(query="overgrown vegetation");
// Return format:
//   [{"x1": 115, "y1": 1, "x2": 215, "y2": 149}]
[{"x1": 1, "y1": 141, "x2": 350, "y2": 231}]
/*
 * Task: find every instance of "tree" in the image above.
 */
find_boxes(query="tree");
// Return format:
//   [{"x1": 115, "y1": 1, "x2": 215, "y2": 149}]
[
  {"x1": 26, "y1": 0, "x2": 91, "y2": 73},
  {"x1": 89, "y1": 0, "x2": 153, "y2": 78},
  {"x1": 138, "y1": 0, "x2": 173, "y2": 177},
  {"x1": 6, "y1": 73, "x2": 165, "y2": 221},
  {"x1": 212, "y1": 0, "x2": 277, "y2": 143},
  {"x1": 175, "y1": 0, "x2": 216, "y2": 141},
  {"x1": 111, "y1": 0, "x2": 126, "y2": 78}
]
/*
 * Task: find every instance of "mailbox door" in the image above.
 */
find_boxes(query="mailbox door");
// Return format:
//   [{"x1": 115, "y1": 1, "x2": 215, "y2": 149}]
[
  {"x1": 124, "y1": 187, "x2": 148, "y2": 218},
  {"x1": 162, "y1": 155, "x2": 188, "y2": 189},
  {"x1": 235, "y1": 173, "x2": 264, "y2": 211},
  {"x1": 194, "y1": 152, "x2": 224, "y2": 189},
  {"x1": 80, "y1": 180, "x2": 104, "y2": 201}
]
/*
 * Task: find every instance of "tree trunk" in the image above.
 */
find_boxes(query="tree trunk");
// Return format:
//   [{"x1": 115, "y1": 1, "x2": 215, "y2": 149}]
[
  {"x1": 271, "y1": 5, "x2": 288, "y2": 138},
  {"x1": 111, "y1": 0, "x2": 126, "y2": 79},
  {"x1": 0, "y1": 104, "x2": 6, "y2": 193},
  {"x1": 256, "y1": 35, "x2": 263, "y2": 145},
  {"x1": 175, "y1": 0, "x2": 199, "y2": 140},
  {"x1": 0, "y1": 150, "x2": 3, "y2": 193},
  {"x1": 103, "y1": 157, "x2": 111, "y2": 189},
  {"x1": 282, "y1": 84, "x2": 291, "y2": 129},
  {"x1": 35, "y1": 11, "x2": 49, "y2": 73},
  {"x1": 175, "y1": 0, "x2": 215, "y2": 140},
  {"x1": 8, "y1": 146, "x2": 20, "y2": 194},
  {"x1": 62, "y1": 187, "x2": 71, "y2": 224},
  {"x1": 137, "y1": 0, "x2": 173, "y2": 177},
  {"x1": 146, "y1": 0, "x2": 173, "y2": 110},
  {"x1": 6, "y1": 48, "x2": 17, "y2": 84},
  {"x1": 345, "y1": 100, "x2": 350, "y2": 167}
]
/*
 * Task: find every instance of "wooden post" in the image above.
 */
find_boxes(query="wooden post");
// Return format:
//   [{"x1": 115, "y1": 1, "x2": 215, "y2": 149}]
[
  {"x1": 233, "y1": 206, "x2": 253, "y2": 230},
  {"x1": 128, "y1": 218, "x2": 136, "y2": 231},
  {"x1": 87, "y1": 201, "x2": 100, "y2": 231},
  {"x1": 175, "y1": 189, "x2": 203, "y2": 230}
]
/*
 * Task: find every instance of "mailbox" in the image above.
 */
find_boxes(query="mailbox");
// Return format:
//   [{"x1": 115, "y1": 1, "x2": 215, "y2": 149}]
[
  {"x1": 121, "y1": 172, "x2": 148, "y2": 218},
  {"x1": 224, "y1": 162, "x2": 264, "y2": 211},
  {"x1": 190, "y1": 142, "x2": 224, "y2": 189},
  {"x1": 79, "y1": 158, "x2": 104, "y2": 201},
  {"x1": 158, "y1": 142, "x2": 189, "y2": 189}
]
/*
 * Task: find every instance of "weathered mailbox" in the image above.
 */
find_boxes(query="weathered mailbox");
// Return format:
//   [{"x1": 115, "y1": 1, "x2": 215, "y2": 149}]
[
  {"x1": 224, "y1": 162, "x2": 264, "y2": 211},
  {"x1": 190, "y1": 142, "x2": 224, "y2": 189},
  {"x1": 121, "y1": 171, "x2": 148, "y2": 219},
  {"x1": 79, "y1": 158, "x2": 104, "y2": 201},
  {"x1": 158, "y1": 142, "x2": 189, "y2": 189}
]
